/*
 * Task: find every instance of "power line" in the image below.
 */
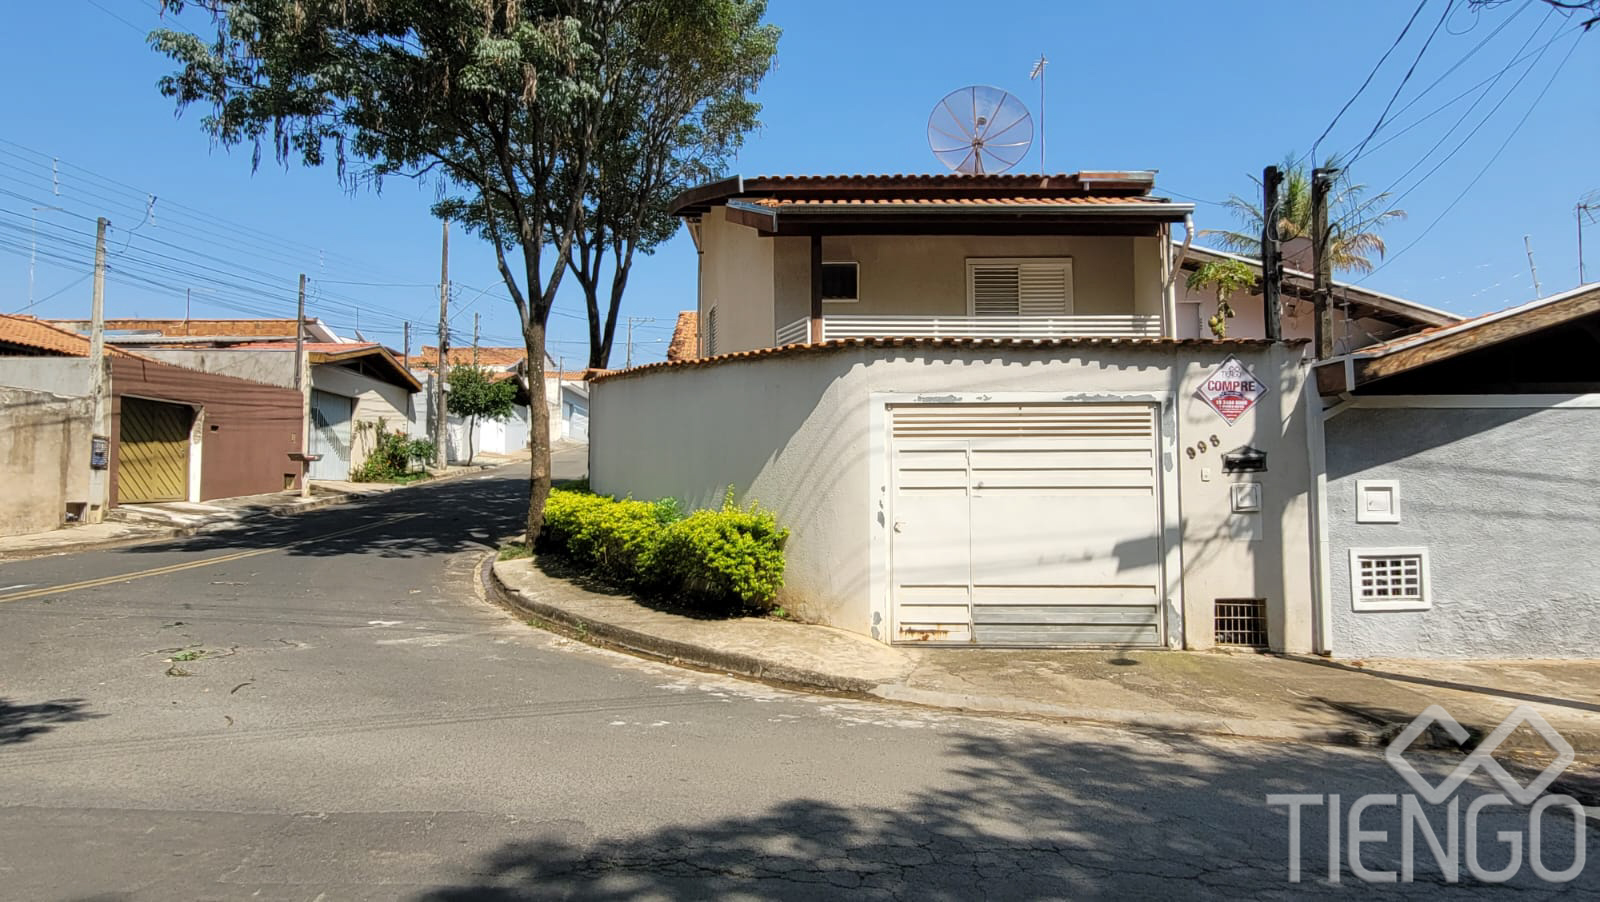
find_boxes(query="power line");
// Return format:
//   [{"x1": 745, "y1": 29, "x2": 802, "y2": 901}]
[
  {"x1": 1304, "y1": 0, "x2": 1434, "y2": 166},
  {"x1": 1342, "y1": 0, "x2": 1460, "y2": 164},
  {"x1": 1326, "y1": 10, "x2": 1567, "y2": 239},
  {"x1": 1355, "y1": 28, "x2": 1585, "y2": 283},
  {"x1": 1345, "y1": 6, "x2": 1565, "y2": 166}
]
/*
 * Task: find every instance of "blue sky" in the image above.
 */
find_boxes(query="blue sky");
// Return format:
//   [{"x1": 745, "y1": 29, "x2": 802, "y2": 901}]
[{"x1": 1, "y1": 1, "x2": 1595, "y2": 364}]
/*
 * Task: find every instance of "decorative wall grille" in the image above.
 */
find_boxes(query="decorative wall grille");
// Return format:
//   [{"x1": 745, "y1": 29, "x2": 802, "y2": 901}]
[{"x1": 1348, "y1": 548, "x2": 1431, "y2": 611}]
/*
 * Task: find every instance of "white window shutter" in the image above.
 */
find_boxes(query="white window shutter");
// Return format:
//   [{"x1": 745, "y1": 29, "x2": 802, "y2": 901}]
[
  {"x1": 968, "y1": 259, "x2": 1073, "y2": 316},
  {"x1": 1018, "y1": 261, "x2": 1073, "y2": 315},
  {"x1": 969, "y1": 264, "x2": 1020, "y2": 316}
]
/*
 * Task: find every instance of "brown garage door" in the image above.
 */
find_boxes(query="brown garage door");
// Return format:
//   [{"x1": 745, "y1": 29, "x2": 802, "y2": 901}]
[{"x1": 118, "y1": 397, "x2": 192, "y2": 503}]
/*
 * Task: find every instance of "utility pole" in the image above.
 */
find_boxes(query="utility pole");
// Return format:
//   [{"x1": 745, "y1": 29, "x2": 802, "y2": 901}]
[
  {"x1": 294, "y1": 274, "x2": 306, "y2": 391},
  {"x1": 1311, "y1": 167, "x2": 1336, "y2": 360},
  {"x1": 434, "y1": 221, "x2": 450, "y2": 469},
  {"x1": 473, "y1": 312, "x2": 480, "y2": 367},
  {"x1": 1524, "y1": 235, "x2": 1542, "y2": 298},
  {"x1": 624, "y1": 315, "x2": 656, "y2": 369},
  {"x1": 402, "y1": 321, "x2": 410, "y2": 370},
  {"x1": 294, "y1": 273, "x2": 310, "y2": 497},
  {"x1": 1261, "y1": 165, "x2": 1284, "y2": 342},
  {"x1": 88, "y1": 217, "x2": 109, "y2": 522}
]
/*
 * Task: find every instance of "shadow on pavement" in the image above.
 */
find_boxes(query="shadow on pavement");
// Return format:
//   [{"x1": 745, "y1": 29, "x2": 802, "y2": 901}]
[
  {"x1": 118, "y1": 471, "x2": 532, "y2": 561},
  {"x1": 415, "y1": 732, "x2": 1598, "y2": 899},
  {"x1": 0, "y1": 697, "x2": 100, "y2": 746}
]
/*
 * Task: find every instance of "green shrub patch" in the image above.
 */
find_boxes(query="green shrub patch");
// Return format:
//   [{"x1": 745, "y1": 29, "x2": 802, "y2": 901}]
[{"x1": 538, "y1": 488, "x2": 789, "y2": 613}]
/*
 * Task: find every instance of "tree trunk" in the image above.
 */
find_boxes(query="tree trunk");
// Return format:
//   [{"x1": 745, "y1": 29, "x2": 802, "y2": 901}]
[
  {"x1": 523, "y1": 319, "x2": 553, "y2": 543},
  {"x1": 466, "y1": 414, "x2": 477, "y2": 465}
]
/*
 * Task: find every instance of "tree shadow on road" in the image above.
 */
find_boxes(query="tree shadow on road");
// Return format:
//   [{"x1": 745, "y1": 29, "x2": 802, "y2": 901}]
[
  {"x1": 0, "y1": 697, "x2": 99, "y2": 746},
  {"x1": 413, "y1": 730, "x2": 1599, "y2": 900},
  {"x1": 119, "y1": 472, "x2": 531, "y2": 562}
]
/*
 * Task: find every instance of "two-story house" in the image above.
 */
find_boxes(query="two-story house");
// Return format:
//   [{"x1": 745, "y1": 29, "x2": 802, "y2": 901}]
[{"x1": 590, "y1": 172, "x2": 1323, "y2": 652}]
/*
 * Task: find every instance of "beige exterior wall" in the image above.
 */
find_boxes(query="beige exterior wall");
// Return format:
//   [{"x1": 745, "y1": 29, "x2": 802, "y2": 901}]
[
  {"x1": 698, "y1": 206, "x2": 776, "y2": 354},
  {"x1": 590, "y1": 344, "x2": 1316, "y2": 652},
  {"x1": 697, "y1": 205, "x2": 1172, "y2": 352},
  {"x1": 0, "y1": 386, "x2": 93, "y2": 537}
]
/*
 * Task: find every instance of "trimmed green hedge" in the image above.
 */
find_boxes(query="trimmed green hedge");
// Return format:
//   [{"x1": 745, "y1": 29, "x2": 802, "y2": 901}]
[{"x1": 539, "y1": 488, "x2": 789, "y2": 612}]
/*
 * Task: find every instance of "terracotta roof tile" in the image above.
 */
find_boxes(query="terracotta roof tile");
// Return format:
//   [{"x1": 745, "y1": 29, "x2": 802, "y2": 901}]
[
  {"x1": 667, "y1": 311, "x2": 698, "y2": 361},
  {"x1": 591, "y1": 336, "x2": 1303, "y2": 383},
  {"x1": 0, "y1": 315, "x2": 149, "y2": 359},
  {"x1": 74, "y1": 318, "x2": 307, "y2": 338},
  {"x1": 415, "y1": 345, "x2": 526, "y2": 368}
]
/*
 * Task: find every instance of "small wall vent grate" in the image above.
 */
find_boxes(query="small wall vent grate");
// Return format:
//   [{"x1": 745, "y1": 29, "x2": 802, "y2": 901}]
[{"x1": 1215, "y1": 598, "x2": 1268, "y2": 648}]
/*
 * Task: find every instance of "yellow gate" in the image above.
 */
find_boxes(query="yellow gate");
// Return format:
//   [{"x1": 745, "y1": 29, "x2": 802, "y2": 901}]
[{"x1": 117, "y1": 397, "x2": 193, "y2": 503}]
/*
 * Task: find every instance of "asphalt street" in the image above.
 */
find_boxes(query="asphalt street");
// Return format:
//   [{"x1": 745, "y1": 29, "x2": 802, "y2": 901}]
[{"x1": 0, "y1": 450, "x2": 1594, "y2": 900}]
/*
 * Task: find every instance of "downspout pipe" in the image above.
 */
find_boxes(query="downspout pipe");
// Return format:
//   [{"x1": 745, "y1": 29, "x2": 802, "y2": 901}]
[{"x1": 1162, "y1": 215, "x2": 1195, "y2": 335}]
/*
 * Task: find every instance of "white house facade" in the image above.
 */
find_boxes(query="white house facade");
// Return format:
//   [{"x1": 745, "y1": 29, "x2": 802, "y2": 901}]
[{"x1": 591, "y1": 172, "x2": 1339, "y2": 652}]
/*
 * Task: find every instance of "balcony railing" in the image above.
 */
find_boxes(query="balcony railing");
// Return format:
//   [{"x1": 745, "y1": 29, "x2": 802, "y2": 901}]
[{"x1": 775, "y1": 314, "x2": 1164, "y2": 345}]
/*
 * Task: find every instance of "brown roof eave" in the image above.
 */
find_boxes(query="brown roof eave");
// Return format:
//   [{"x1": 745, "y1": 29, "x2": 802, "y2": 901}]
[
  {"x1": 592, "y1": 335, "x2": 1304, "y2": 384},
  {"x1": 309, "y1": 346, "x2": 424, "y2": 392},
  {"x1": 671, "y1": 172, "x2": 1165, "y2": 216}
]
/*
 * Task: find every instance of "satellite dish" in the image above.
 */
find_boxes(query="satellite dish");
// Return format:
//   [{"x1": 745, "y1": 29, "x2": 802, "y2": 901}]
[{"x1": 927, "y1": 85, "x2": 1033, "y2": 175}]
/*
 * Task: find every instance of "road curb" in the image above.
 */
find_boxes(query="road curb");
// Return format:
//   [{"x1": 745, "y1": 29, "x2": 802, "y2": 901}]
[
  {"x1": 487, "y1": 562, "x2": 1394, "y2": 750},
  {"x1": 486, "y1": 561, "x2": 878, "y2": 694}
]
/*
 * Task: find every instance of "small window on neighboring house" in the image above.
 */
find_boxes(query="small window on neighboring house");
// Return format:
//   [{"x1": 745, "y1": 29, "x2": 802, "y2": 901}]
[
  {"x1": 967, "y1": 258, "x2": 1074, "y2": 316},
  {"x1": 1349, "y1": 547, "x2": 1431, "y2": 612},
  {"x1": 703, "y1": 306, "x2": 719, "y2": 356},
  {"x1": 821, "y1": 262, "x2": 859, "y2": 302}
]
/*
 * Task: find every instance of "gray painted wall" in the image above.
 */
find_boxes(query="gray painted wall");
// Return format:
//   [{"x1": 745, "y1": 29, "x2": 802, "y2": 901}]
[
  {"x1": 0, "y1": 358, "x2": 93, "y2": 396},
  {"x1": 134, "y1": 349, "x2": 296, "y2": 388},
  {"x1": 1326, "y1": 406, "x2": 1600, "y2": 659}
]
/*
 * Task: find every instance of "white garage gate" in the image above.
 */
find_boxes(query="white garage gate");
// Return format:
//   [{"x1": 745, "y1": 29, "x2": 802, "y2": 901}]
[{"x1": 889, "y1": 403, "x2": 1167, "y2": 647}]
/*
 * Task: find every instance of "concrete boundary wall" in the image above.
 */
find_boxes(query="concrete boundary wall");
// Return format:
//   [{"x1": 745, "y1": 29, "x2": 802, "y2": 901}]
[
  {"x1": 0, "y1": 386, "x2": 92, "y2": 536},
  {"x1": 591, "y1": 343, "x2": 1316, "y2": 651}
]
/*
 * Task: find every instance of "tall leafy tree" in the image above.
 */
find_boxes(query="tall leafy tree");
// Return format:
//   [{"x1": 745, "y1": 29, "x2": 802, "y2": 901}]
[
  {"x1": 149, "y1": 0, "x2": 770, "y2": 538},
  {"x1": 557, "y1": 1, "x2": 778, "y2": 368},
  {"x1": 1203, "y1": 155, "x2": 1407, "y2": 275}
]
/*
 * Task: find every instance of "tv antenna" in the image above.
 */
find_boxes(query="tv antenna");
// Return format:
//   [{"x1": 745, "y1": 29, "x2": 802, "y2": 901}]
[
  {"x1": 1577, "y1": 189, "x2": 1599, "y2": 284},
  {"x1": 927, "y1": 85, "x2": 1033, "y2": 175}
]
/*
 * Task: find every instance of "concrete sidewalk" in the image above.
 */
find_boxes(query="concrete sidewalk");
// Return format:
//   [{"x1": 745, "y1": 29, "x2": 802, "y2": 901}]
[{"x1": 492, "y1": 556, "x2": 1600, "y2": 758}]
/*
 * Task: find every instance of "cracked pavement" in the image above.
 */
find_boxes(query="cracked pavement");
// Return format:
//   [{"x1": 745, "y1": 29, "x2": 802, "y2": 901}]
[{"x1": 0, "y1": 460, "x2": 1594, "y2": 899}]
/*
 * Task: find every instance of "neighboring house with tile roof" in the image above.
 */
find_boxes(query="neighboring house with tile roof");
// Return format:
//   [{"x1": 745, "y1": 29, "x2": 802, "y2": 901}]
[
  {"x1": 1308, "y1": 283, "x2": 1600, "y2": 659},
  {"x1": 589, "y1": 171, "x2": 1333, "y2": 653},
  {"x1": 0, "y1": 315, "x2": 305, "y2": 535},
  {"x1": 1172, "y1": 244, "x2": 1459, "y2": 350},
  {"x1": 404, "y1": 347, "x2": 589, "y2": 459},
  {"x1": 90, "y1": 336, "x2": 422, "y2": 482}
]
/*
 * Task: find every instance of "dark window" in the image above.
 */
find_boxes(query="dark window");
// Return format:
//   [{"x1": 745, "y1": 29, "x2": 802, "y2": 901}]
[{"x1": 821, "y1": 262, "x2": 858, "y2": 301}]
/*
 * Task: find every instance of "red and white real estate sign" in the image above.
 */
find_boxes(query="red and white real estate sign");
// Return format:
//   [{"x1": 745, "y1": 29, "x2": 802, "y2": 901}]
[{"x1": 1197, "y1": 356, "x2": 1267, "y2": 424}]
